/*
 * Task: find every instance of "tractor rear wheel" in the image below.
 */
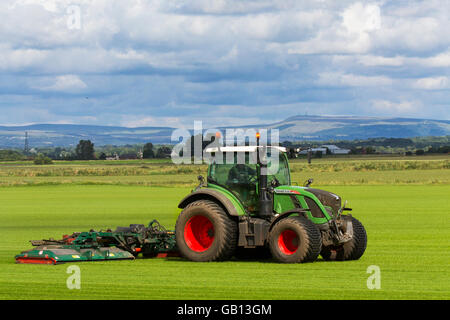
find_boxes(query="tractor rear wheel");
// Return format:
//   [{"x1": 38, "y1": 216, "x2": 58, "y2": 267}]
[
  {"x1": 320, "y1": 216, "x2": 367, "y2": 261},
  {"x1": 268, "y1": 216, "x2": 322, "y2": 263},
  {"x1": 175, "y1": 200, "x2": 238, "y2": 262}
]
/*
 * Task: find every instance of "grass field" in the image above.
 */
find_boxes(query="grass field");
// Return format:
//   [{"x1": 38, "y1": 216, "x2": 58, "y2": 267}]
[
  {"x1": 0, "y1": 156, "x2": 449, "y2": 300},
  {"x1": 0, "y1": 156, "x2": 449, "y2": 187}
]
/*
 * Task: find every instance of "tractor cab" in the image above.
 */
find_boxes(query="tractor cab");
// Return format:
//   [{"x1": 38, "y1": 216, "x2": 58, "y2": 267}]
[{"x1": 205, "y1": 146, "x2": 289, "y2": 213}]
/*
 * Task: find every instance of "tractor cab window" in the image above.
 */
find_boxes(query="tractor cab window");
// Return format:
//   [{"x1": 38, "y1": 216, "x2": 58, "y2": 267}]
[
  {"x1": 267, "y1": 152, "x2": 291, "y2": 186},
  {"x1": 207, "y1": 149, "x2": 291, "y2": 211},
  {"x1": 208, "y1": 153, "x2": 258, "y2": 211}
]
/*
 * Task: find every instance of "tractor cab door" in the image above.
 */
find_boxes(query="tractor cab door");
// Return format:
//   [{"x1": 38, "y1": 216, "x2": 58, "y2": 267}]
[{"x1": 208, "y1": 153, "x2": 259, "y2": 212}]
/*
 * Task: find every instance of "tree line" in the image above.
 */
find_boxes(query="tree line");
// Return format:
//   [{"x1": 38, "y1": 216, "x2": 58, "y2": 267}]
[
  {"x1": 0, "y1": 136, "x2": 448, "y2": 162},
  {"x1": 0, "y1": 140, "x2": 173, "y2": 162},
  {"x1": 282, "y1": 136, "x2": 450, "y2": 157}
]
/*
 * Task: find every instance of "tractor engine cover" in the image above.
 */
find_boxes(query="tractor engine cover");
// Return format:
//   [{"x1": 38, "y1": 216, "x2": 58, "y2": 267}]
[{"x1": 304, "y1": 188, "x2": 341, "y2": 216}]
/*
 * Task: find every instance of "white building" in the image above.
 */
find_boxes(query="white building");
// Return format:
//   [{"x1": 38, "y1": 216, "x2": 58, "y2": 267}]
[
  {"x1": 321, "y1": 145, "x2": 351, "y2": 154},
  {"x1": 297, "y1": 147, "x2": 327, "y2": 155},
  {"x1": 296, "y1": 145, "x2": 351, "y2": 155},
  {"x1": 106, "y1": 153, "x2": 120, "y2": 160}
]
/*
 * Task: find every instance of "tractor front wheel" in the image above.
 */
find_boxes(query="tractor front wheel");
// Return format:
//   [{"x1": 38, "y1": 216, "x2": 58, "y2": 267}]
[
  {"x1": 320, "y1": 216, "x2": 367, "y2": 261},
  {"x1": 268, "y1": 216, "x2": 322, "y2": 263},
  {"x1": 175, "y1": 200, "x2": 238, "y2": 262}
]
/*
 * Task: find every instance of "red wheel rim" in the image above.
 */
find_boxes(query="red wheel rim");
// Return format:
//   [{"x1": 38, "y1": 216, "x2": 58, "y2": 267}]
[
  {"x1": 278, "y1": 229, "x2": 299, "y2": 255},
  {"x1": 184, "y1": 215, "x2": 215, "y2": 252}
]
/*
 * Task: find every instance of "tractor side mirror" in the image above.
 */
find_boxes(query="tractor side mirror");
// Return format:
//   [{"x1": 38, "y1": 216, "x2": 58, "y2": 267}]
[
  {"x1": 195, "y1": 175, "x2": 205, "y2": 191},
  {"x1": 271, "y1": 177, "x2": 280, "y2": 188}
]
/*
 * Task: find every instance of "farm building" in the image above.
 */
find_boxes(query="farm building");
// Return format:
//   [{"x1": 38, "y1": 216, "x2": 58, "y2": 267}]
[
  {"x1": 297, "y1": 147, "x2": 327, "y2": 155},
  {"x1": 297, "y1": 145, "x2": 351, "y2": 155},
  {"x1": 321, "y1": 145, "x2": 351, "y2": 154}
]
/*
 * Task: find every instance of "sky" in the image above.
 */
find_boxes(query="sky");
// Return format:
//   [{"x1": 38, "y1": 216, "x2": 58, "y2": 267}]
[{"x1": 0, "y1": 0, "x2": 449, "y2": 128}]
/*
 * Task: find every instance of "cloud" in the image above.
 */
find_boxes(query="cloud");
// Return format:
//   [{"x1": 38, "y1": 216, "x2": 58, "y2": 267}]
[
  {"x1": 371, "y1": 100, "x2": 419, "y2": 114},
  {"x1": 420, "y1": 50, "x2": 450, "y2": 67},
  {"x1": 413, "y1": 77, "x2": 449, "y2": 90},
  {"x1": 317, "y1": 72, "x2": 393, "y2": 87},
  {"x1": 35, "y1": 75, "x2": 87, "y2": 92},
  {"x1": 341, "y1": 2, "x2": 381, "y2": 35},
  {"x1": 120, "y1": 116, "x2": 184, "y2": 128},
  {"x1": 0, "y1": 0, "x2": 448, "y2": 126},
  {"x1": 356, "y1": 55, "x2": 405, "y2": 67}
]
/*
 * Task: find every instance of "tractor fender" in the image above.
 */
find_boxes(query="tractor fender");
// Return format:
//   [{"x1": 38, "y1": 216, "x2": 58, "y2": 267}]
[
  {"x1": 269, "y1": 209, "x2": 308, "y2": 231},
  {"x1": 270, "y1": 208, "x2": 330, "y2": 232},
  {"x1": 178, "y1": 189, "x2": 242, "y2": 216}
]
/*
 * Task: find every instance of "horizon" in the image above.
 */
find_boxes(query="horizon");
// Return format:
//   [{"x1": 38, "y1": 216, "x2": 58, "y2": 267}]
[{"x1": 1, "y1": 114, "x2": 449, "y2": 130}]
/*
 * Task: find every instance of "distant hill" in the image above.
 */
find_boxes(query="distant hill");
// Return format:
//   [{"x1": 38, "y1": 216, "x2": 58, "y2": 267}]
[
  {"x1": 0, "y1": 115, "x2": 449, "y2": 148},
  {"x1": 262, "y1": 115, "x2": 450, "y2": 141},
  {"x1": 0, "y1": 124, "x2": 174, "y2": 148}
]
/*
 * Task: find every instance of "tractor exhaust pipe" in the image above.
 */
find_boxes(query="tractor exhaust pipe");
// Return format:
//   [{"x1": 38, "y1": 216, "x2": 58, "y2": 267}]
[{"x1": 257, "y1": 133, "x2": 273, "y2": 218}]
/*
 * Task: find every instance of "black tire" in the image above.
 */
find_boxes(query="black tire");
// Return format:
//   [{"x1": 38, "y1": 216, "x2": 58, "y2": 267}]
[
  {"x1": 268, "y1": 216, "x2": 322, "y2": 263},
  {"x1": 175, "y1": 200, "x2": 238, "y2": 262},
  {"x1": 321, "y1": 216, "x2": 367, "y2": 261}
]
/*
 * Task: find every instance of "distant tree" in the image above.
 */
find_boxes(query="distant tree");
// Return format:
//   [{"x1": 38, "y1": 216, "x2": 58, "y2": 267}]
[
  {"x1": 34, "y1": 154, "x2": 53, "y2": 165},
  {"x1": 439, "y1": 145, "x2": 450, "y2": 153},
  {"x1": 287, "y1": 147, "x2": 296, "y2": 159},
  {"x1": 405, "y1": 151, "x2": 413, "y2": 156},
  {"x1": 415, "y1": 149, "x2": 425, "y2": 155},
  {"x1": 99, "y1": 152, "x2": 107, "y2": 160},
  {"x1": 75, "y1": 140, "x2": 95, "y2": 160},
  {"x1": 143, "y1": 143, "x2": 154, "y2": 158},
  {"x1": 0, "y1": 150, "x2": 24, "y2": 161},
  {"x1": 156, "y1": 146, "x2": 172, "y2": 158},
  {"x1": 426, "y1": 146, "x2": 437, "y2": 153}
]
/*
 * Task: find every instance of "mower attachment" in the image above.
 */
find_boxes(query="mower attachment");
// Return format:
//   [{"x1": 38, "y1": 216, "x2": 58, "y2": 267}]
[
  {"x1": 15, "y1": 220, "x2": 178, "y2": 264},
  {"x1": 15, "y1": 246, "x2": 134, "y2": 265}
]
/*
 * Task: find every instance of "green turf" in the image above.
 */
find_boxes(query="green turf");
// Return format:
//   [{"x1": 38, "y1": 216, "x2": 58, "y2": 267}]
[{"x1": 0, "y1": 184, "x2": 449, "y2": 300}]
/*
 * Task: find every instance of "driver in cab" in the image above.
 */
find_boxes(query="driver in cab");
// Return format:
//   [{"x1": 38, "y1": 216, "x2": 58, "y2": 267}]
[{"x1": 227, "y1": 164, "x2": 257, "y2": 184}]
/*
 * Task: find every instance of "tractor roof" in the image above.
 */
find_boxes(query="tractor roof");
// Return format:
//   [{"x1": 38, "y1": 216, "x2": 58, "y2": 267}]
[{"x1": 204, "y1": 146, "x2": 287, "y2": 153}]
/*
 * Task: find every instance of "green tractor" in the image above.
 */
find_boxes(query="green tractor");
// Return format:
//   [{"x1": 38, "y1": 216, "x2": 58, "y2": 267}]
[
  {"x1": 176, "y1": 144, "x2": 367, "y2": 263},
  {"x1": 15, "y1": 141, "x2": 367, "y2": 265}
]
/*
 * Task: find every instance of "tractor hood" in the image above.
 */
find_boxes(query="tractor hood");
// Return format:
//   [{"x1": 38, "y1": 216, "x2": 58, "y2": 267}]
[
  {"x1": 275, "y1": 186, "x2": 342, "y2": 216},
  {"x1": 303, "y1": 188, "x2": 341, "y2": 215}
]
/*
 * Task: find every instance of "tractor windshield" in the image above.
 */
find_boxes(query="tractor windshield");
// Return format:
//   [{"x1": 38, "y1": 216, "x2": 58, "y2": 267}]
[{"x1": 267, "y1": 151, "x2": 291, "y2": 186}]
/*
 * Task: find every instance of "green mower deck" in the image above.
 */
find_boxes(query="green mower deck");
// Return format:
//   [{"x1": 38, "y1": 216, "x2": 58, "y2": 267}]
[{"x1": 15, "y1": 220, "x2": 178, "y2": 264}]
